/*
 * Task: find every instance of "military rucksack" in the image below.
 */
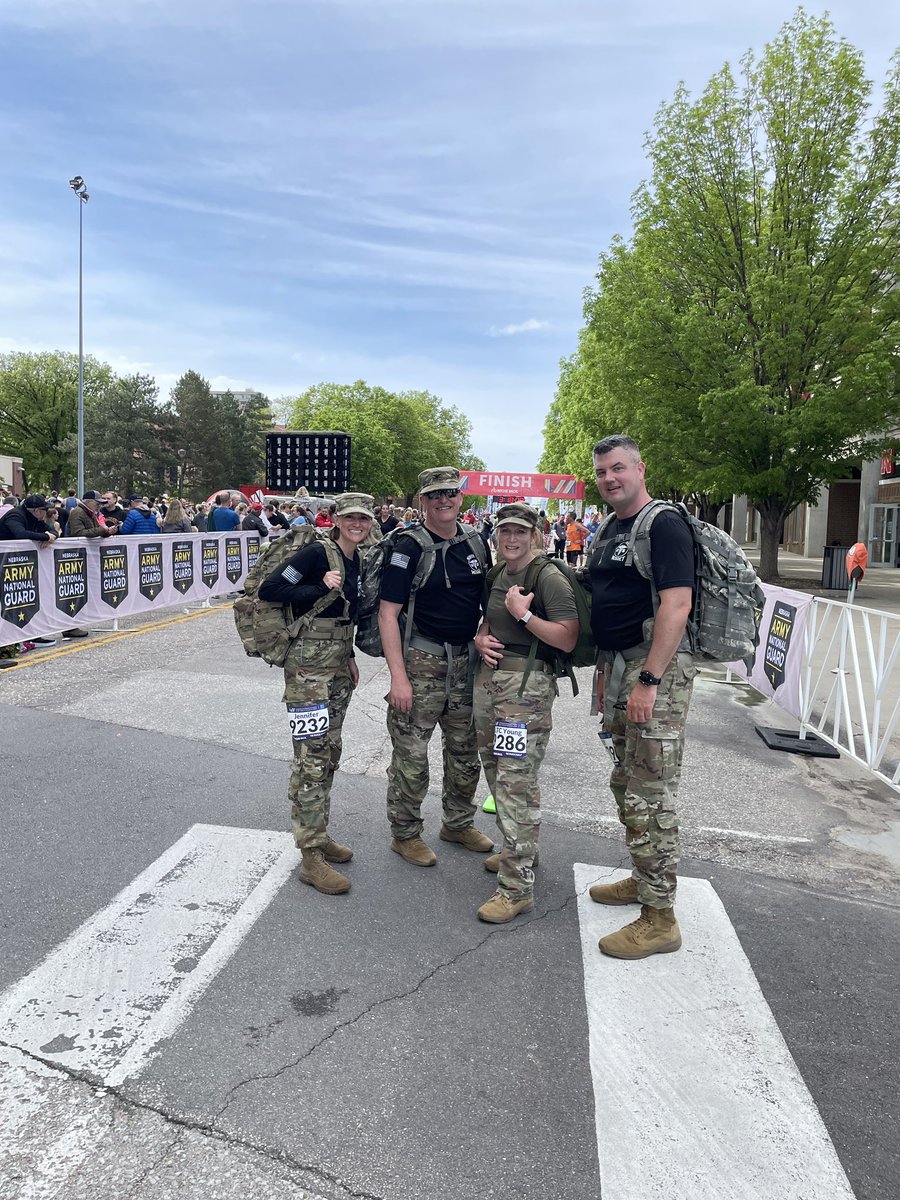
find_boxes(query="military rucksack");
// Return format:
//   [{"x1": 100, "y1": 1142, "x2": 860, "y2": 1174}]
[
  {"x1": 486, "y1": 556, "x2": 596, "y2": 696},
  {"x1": 355, "y1": 522, "x2": 490, "y2": 658},
  {"x1": 233, "y1": 526, "x2": 350, "y2": 667},
  {"x1": 591, "y1": 500, "x2": 765, "y2": 663}
]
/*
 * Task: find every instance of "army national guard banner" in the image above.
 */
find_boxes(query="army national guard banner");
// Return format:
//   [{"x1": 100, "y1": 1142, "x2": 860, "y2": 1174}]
[
  {"x1": 0, "y1": 532, "x2": 254, "y2": 645},
  {"x1": 727, "y1": 583, "x2": 813, "y2": 720}
]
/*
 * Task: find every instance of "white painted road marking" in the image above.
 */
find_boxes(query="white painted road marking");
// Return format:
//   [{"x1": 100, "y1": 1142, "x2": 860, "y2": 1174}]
[
  {"x1": 574, "y1": 863, "x2": 856, "y2": 1200},
  {"x1": 0, "y1": 824, "x2": 295, "y2": 1087}
]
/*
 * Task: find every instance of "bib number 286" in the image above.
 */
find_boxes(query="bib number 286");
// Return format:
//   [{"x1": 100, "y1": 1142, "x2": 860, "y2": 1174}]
[
  {"x1": 288, "y1": 703, "x2": 330, "y2": 740},
  {"x1": 493, "y1": 721, "x2": 527, "y2": 758}
]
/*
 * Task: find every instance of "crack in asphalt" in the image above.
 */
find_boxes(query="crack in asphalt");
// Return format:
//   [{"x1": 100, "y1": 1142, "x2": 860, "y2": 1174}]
[
  {"x1": 0, "y1": 1040, "x2": 384, "y2": 1200},
  {"x1": 213, "y1": 877, "x2": 607, "y2": 1122},
  {"x1": 122, "y1": 1127, "x2": 185, "y2": 1200}
]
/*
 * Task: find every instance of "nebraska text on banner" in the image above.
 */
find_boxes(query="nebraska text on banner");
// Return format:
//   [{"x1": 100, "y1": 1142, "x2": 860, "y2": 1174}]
[{"x1": 0, "y1": 532, "x2": 255, "y2": 645}]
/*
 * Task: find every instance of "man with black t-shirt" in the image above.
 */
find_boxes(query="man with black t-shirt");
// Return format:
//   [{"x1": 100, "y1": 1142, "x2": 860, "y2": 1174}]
[
  {"x1": 585, "y1": 434, "x2": 695, "y2": 960},
  {"x1": 378, "y1": 466, "x2": 493, "y2": 867}
]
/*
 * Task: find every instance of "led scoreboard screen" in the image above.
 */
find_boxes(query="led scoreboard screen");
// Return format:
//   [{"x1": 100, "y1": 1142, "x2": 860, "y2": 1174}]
[{"x1": 265, "y1": 431, "x2": 351, "y2": 494}]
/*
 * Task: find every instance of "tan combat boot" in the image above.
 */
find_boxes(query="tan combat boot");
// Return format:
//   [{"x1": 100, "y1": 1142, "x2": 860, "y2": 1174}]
[
  {"x1": 589, "y1": 876, "x2": 639, "y2": 905},
  {"x1": 439, "y1": 824, "x2": 493, "y2": 852},
  {"x1": 322, "y1": 837, "x2": 353, "y2": 863},
  {"x1": 298, "y1": 848, "x2": 351, "y2": 895},
  {"x1": 477, "y1": 891, "x2": 534, "y2": 924},
  {"x1": 485, "y1": 849, "x2": 540, "y2": 873},
  {"x1": 391, "y1": 836, "x2": 437, "y2": 867},
  {"x1": 599, "y1": 905, "x2": 681, "y2": 959}
]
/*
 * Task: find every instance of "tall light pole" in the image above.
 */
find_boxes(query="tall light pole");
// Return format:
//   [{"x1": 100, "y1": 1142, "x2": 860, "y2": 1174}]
[{"x1": 68, "y1": 175, "x2": 89, "y2": 495}]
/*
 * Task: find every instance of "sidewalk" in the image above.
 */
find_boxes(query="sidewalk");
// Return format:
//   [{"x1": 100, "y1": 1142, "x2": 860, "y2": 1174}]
[{"x1": 748, "y1": 548, "x2": 900, "y2": 614}]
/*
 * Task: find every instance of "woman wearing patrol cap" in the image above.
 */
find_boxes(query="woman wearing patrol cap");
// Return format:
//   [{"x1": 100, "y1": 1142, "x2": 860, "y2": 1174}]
[
  {"x1": 258, "y1": 492, "x2": 375, "y2": 895},
  {"x1": 473, "y1": 503, "x2": 579, "y2": 923}
]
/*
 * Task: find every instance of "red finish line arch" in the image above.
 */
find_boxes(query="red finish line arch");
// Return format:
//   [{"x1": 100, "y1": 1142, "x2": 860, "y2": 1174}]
[{"x1": 457, "y1": 471, "x2": 584, "y2": 500}]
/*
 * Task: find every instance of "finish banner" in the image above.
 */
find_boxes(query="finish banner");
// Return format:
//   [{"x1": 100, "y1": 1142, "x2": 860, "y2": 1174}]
[
  {"x1": 457, "y1": 470, "x2": 585, "y2": 500},
  {"x1": 727, "y1": 583, "x2": 813, "y2": 720},
  {"x1": 0, "y1": 532, "x2": 256, "y2": 645}
]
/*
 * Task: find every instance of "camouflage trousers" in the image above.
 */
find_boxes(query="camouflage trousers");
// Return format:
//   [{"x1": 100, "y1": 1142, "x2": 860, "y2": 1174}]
[
  {"x1": 386, "y1": 647, "x2": 480, "y2": 840},
  {"x1": 0, "y1": 643, "x2": 18, "y2": 660},
  {"x1": 283, "y1": 629, "x2": 355, "y2": 850},
  {"x1": 603, "y1": 653, "x2": 696, "y2": 909},
  {"x1": 474, "y1": 663, "x2": 556, "y2": 900}
]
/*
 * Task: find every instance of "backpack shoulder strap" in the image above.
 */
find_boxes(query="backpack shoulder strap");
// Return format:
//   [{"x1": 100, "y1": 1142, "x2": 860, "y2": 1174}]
[{"x1": 625, "y1": 500, "x2": 676, "y2": 580}]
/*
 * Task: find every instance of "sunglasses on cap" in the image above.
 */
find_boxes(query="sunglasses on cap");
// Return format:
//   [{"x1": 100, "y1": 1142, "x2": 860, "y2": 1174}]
[{"x1": 425, "y1": 488, "x2": 460, "y2": 499}]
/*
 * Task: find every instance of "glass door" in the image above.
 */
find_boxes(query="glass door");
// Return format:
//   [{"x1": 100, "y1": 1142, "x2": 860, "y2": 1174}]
[{"x1": 870, "y1": 505, "x2": 898, "y2": 566}]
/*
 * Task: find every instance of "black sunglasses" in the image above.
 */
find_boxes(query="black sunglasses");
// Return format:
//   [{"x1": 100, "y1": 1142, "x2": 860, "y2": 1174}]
[{"x1": 426, "y1": 488, "x2": 460, "y2": 499}]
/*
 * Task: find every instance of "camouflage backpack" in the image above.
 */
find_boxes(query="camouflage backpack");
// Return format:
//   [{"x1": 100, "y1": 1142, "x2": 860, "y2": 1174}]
[
  {"x1": 591, "y1": 500, "x2": 765, "y2": 663},
  {"x1": 486, "y1": 556, "x2": 596, "y2": 696},
  {"x1": 233, "y1": 526, "x2": 349, "y2": 667},
  {"x1": 355, "y1": 522, "x2": 490, "y2": 658}
]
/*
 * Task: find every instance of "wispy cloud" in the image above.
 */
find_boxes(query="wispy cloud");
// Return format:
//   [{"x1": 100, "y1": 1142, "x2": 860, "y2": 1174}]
[{"x1": 489, "y1": 319, "x2": 549, "y2": 337}]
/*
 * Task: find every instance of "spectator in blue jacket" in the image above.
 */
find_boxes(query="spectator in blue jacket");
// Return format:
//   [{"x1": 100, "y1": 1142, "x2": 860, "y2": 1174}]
[{"x1": 119, "y1": 496, "x2": 162, "y2": 535}]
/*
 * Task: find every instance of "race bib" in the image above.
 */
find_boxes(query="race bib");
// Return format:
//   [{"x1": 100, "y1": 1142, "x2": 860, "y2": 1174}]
[
  {"x1": 287, "y1": 702, "x2": 330, "y2": 740},
  {"x1": 493, "y1": 720, "x2": 527, "y2": 758}
]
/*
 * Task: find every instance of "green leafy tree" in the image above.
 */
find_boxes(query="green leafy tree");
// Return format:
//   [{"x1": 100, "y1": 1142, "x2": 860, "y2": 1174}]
[
  {"x1": 545, "y1": 10, "x2": 900, "y2": 578},
  {"x1": 285, "y1": 380, "x2": 481, "y2": 499},
  {"x1": 0, "y1": 351, "x2": 114, "y2": 491}
]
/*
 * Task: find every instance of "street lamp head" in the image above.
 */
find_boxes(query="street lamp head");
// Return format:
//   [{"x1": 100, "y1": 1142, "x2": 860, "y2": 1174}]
[{"x1": 68, "y1": 176, "x2": 89, "y2": 202}]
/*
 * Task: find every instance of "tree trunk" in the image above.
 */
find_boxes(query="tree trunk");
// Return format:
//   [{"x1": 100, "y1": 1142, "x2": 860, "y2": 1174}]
[
  {"x1": 697, "y1": 496, "x2": 723, "y2": 525},
  {"x1": 758, "y1": 506, "x2": 786, "y2": 581}
]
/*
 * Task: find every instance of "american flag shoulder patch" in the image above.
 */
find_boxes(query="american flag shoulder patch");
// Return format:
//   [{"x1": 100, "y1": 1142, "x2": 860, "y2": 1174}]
[
  {"x1": 389, "y1": 552, "x2": 410, "y2": 569},
  {"x1": 281, "y1": 564, "x2": 302, "y2": 583}
]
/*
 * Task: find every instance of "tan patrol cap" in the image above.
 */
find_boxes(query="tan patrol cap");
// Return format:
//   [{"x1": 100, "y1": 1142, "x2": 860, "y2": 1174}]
[
  {"x1": 495, "y1": 502, "x2": 539, "y2": 530},
  {"x1": 333, "y1": 492, "x2": 375, "y2": 518},
  {"x1": 418, "y1": 466, "x2": 461, "y2": 495}
]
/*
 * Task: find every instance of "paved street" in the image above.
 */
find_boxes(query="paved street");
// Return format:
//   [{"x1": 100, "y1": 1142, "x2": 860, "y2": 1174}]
[{"x1": 1, "y1": 597, "x2": 899, "y2": 1199}]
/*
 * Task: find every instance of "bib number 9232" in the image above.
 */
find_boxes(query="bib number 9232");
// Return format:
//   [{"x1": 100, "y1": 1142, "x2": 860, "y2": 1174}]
[
  {"x1": 493, "y1": 721, "x2": 527, "y2": 758},
  {"x1": 288, "y1": 703, "x2": 330, "y2": 740}
]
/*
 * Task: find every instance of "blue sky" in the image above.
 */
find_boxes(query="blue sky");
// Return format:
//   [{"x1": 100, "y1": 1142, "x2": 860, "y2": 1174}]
[{"x1": 1, "y1": 1, "x2": 895, "y2": 472}]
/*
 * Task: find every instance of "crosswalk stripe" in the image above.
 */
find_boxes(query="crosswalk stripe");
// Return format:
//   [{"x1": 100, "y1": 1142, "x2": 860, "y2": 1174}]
[
  {"x1": 574, "y1": 863, "x2": 857, "y2": 1200},
  {"x1": 0, "y1": 824, "x2": 295, "y2": 1087}
]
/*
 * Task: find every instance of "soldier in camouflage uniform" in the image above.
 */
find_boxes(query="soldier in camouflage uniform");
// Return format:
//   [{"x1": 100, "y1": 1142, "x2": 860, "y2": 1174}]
[
  {"x1": 585, "y1": 435, "x2": 695, "y2": 958},
  {"x1": 473, "y1": 504, "x2": 579, "y2": 923},
  {"x1": 259, "y1": 493, "x2": 375, "y2": 894},
  {"x1": 379, "y1": 467, "x2": 494, "y2": 867}
]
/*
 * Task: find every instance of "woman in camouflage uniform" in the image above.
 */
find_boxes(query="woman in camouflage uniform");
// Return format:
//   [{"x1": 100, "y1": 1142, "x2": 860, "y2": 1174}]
[
  {"x1": 258, "y1": 493, "x2": 375, "y2": 895},
  {"x1": 473, "y1": 503, "x2": 579, "y2": 923}
]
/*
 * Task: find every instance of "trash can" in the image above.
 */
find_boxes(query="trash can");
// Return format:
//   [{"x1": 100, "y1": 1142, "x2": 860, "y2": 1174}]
[{"x1": 821, "y1": 545, "x2": 849, "y2": 589}]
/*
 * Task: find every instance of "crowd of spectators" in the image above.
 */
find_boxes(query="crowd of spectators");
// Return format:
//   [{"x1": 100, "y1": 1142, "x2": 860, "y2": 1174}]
[{"x1": 1, "y1": 481, "x2": 602, "y2": 666}]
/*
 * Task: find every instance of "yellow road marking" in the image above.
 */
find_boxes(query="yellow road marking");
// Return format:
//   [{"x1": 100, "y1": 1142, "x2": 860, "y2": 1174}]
[{"x1": 10, "y1": 604, "x2": 232, "y2": 669}]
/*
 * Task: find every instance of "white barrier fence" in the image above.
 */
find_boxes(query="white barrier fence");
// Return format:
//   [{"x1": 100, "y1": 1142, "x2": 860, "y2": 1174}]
[
  {"x1": 728, "y1": 584, "x2": 900, "y2": 793},
  {"x1": 0, "y1": 531, "x2": 261, "y2": 644},
  {"x1": 798, "y1": 598, "x2": 900, "y2": 790}
]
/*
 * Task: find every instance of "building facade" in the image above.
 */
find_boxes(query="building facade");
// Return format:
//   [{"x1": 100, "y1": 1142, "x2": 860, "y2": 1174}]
[{"x1": 730, "y1": 436, "x2": 900, "y2": 569}]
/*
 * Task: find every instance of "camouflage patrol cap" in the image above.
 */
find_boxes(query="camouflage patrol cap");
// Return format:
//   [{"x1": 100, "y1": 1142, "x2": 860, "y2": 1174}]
[
  {"x1": 418, "y1": 466, "x2": 461, "y2": 495},
  {"x1": 333, "y1": 492, "x2": 375, "y2": 519},
  {"x1": 495, "y1": 502, "x2": 539, "y2": 530}
]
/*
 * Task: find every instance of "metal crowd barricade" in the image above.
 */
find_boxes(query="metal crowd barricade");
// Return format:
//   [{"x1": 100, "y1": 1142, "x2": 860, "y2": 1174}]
[{"x1": 798, "y1": 598, "x2": 900, "y2": 790}]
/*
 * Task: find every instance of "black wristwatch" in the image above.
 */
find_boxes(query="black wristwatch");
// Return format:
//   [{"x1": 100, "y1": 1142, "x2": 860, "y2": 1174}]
[{"x1": 638, "y1": 669, "x2": 662, "y2": 687}]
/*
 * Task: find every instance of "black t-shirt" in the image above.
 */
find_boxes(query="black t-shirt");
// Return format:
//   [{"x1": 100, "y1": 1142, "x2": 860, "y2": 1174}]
[
  {"x1": 380, "y1": 526, "x2": 488, "y2": 643},
  {"x1": 378, "y1": 515, "x2": 400, "y2": 535},
  {"x1": 589, "y1": 506, "x2": 694, "y2": 650},
  {"x1": 258, "y1": 542, "x2": 360, "y2": 622},
  {"x1": 267, "y1": 511, "x2": 290, "y2": 529}
]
